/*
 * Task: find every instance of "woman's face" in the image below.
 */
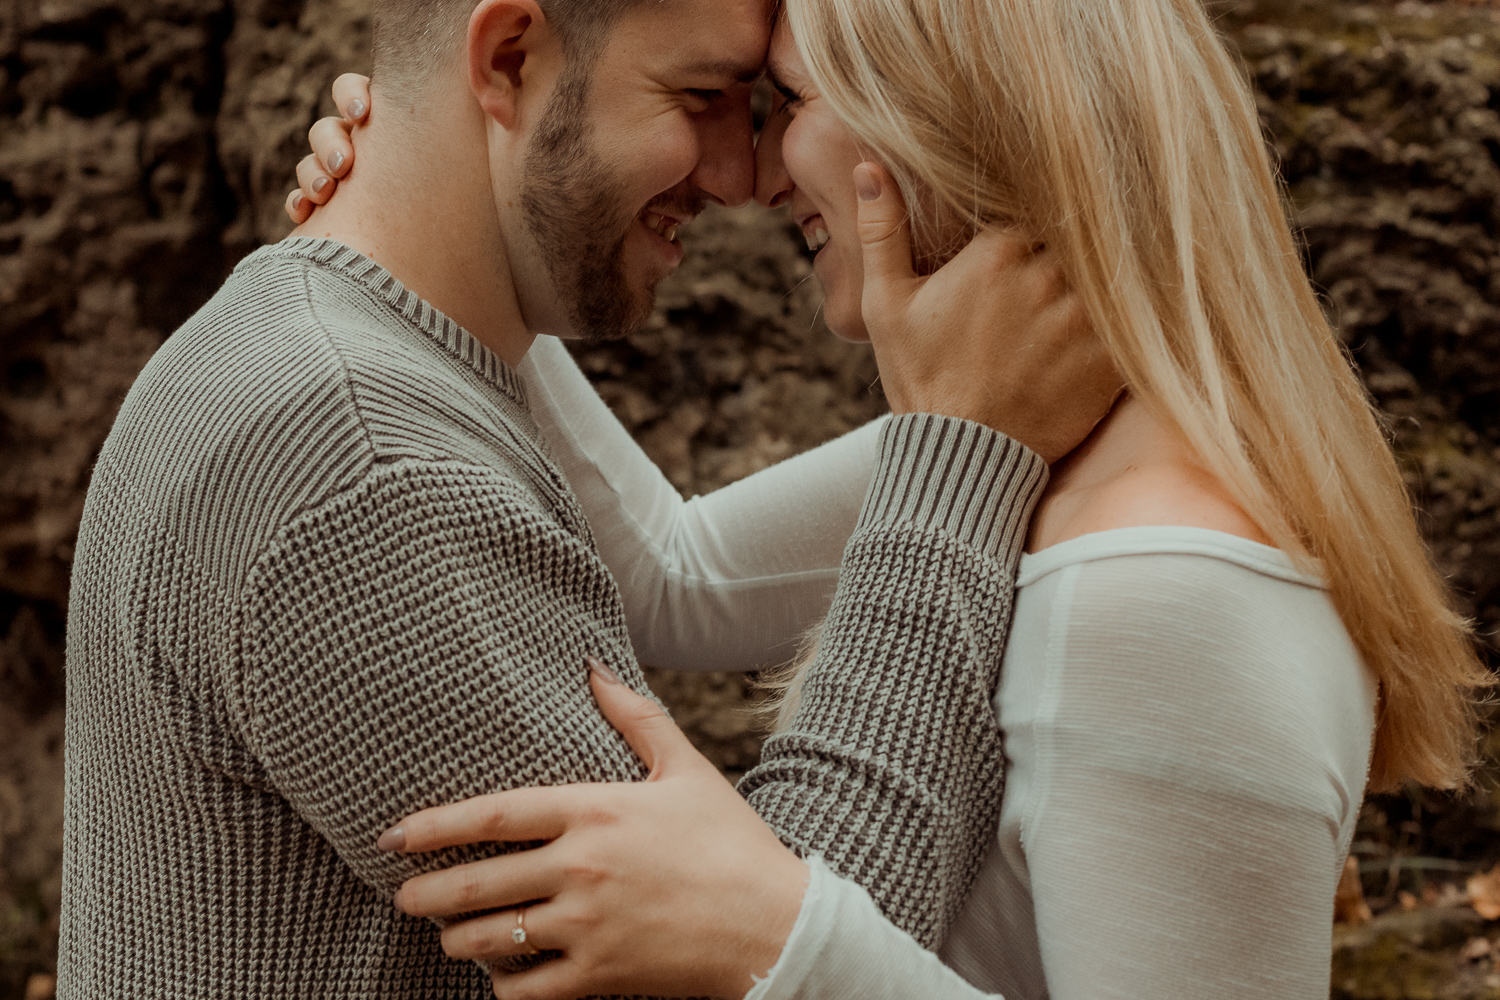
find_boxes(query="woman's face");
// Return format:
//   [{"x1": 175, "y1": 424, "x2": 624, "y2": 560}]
[{"x1": 755, "y1": 20, "x2": 870, "y2": 340}]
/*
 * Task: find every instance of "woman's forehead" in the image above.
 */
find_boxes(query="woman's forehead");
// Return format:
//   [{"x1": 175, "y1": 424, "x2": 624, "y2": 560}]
[{"x1": 766, "y1": 19, "x2": 810, "y2": 85}]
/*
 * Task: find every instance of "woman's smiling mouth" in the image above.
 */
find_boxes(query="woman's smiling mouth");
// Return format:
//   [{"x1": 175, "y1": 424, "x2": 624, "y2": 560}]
[{"x1": 799, "y1": 213, "x2": 830, "y2": 253}]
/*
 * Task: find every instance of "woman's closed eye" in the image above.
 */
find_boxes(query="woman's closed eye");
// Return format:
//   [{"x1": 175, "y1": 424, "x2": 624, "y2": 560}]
[{"x1": 771, "y1": 80, "x2": 804, "y2": 113}]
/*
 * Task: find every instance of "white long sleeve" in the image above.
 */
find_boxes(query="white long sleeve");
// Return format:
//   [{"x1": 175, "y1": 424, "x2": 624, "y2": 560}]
[
  {"x1": 747, "y1": 858, "x2": 1004, "y2": 1000},
  {"x1": 749, "y1": 527, "x2": 1376, "y2": 1000},
  {"x1": 518, "y1": 335, "x2": 883, "y2": 671}
]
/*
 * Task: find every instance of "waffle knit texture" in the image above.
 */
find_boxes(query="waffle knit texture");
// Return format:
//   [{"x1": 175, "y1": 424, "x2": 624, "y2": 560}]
[
  {"x1": 742, "y1": 414, "x2": 1047, "y2": 949},
  {"x1": 59, "y1": 237, "x2": 1047, "y2": 997}
]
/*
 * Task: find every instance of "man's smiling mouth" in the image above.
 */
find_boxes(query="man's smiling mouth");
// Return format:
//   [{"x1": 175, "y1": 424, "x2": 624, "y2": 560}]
[{"x1": 641, "y1": 210, "x2": 682, "y2": 244}]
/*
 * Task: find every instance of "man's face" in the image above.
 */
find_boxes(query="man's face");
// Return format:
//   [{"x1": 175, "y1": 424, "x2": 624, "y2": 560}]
[{"x1": 519, "y1": 0, "x2": 770, "y2": 341}]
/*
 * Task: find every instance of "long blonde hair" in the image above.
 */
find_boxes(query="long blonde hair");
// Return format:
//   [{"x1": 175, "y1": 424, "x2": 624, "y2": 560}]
[{"x1": 776, "y1": 0, "x2": 1486, "y2": 791}]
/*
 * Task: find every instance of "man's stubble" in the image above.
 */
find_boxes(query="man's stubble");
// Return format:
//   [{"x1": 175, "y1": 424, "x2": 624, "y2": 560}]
[{"x1": 520, "y1": 67, "x2": 646, "y2": 343}]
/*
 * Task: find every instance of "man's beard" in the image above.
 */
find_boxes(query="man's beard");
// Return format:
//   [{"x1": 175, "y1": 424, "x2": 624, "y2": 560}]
[{"x1": 520, "y1": 70, "x2": 648, "y2": 343}]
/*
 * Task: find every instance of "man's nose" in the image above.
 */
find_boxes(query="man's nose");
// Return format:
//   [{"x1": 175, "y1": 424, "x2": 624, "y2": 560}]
[
  {"x1": 754, "y1": 110, "x2": 793, "y2": 208},
  {"x1": 687, "y1": 92, "x2": 756, "y2": 208}
]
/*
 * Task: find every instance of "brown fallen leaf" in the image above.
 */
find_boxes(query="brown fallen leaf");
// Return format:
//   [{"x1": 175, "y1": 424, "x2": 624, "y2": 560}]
[
  {"x1": 1335, "y1": 856, "x2": 1373, "y2": 925},
  {"x1": 1470, "y1": 864, "x2": 1500, "y2": 920}
]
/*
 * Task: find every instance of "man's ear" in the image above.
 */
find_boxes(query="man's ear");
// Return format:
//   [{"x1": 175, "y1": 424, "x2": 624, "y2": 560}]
[{"x1": 467, "y1": 0, "x2": 555, "y2": 129}]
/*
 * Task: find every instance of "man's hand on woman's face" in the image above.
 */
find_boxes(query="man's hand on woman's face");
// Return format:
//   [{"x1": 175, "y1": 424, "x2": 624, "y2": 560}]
[
  {"x1": 379, "y1": 658, "x2": 809, "y2": 1000},
  {"x1": 853, "y1": 162, "x2": 1125, "y2": 464},
  {"x1": 285, "y1": 73, "x2": 371, "y2": 225}
]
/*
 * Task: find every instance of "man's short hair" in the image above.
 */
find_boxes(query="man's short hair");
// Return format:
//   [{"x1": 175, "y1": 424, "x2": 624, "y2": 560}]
[{"x1": 374, "y1": 0, "x2": 648, "y2": 92}]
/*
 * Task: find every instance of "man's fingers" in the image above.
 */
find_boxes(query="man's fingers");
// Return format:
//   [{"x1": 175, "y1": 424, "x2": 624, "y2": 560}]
[
  {"x1": 295, "y1": 154, "x2": 335, "y2": 205},
  {"x1": 309, "y1": 116, "x2": 355, "y2": 177},
  {"x1": 586, "y1": 659, "x2": 700, "y2": 778},
  {"x1": 944, "y1": 225, "x2": 1037, "y2": 280},
  {"x1": 395, "y1": 849, "x2": 562, "y2": 919},
  {"x1": 285, "y1": 188, "x2": 312, "y2": 225},
  {"x1": 854, "y1": 161, "x2": 918, "y2": 305},
  {"x1": 332, "y1": 72, "x2": 372, "y2": 122},
  {"x1": 379, "y1": 787, "x2": 575, "y2": 854}
]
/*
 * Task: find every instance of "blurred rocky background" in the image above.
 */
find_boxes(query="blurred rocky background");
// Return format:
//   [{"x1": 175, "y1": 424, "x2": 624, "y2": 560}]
[{"x1": 4, "y1": 0, "x2": 1500, "y2": 996}]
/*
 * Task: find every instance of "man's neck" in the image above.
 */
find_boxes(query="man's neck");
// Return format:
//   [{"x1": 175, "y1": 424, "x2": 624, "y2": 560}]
[{"x1": 292, "y1": 92, "x2": 535, "y2": 368}]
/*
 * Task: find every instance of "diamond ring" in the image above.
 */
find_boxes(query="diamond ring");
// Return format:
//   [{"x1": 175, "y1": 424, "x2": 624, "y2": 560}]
[{"x1": 512, "y1": 908, "x2": 539, "y2": 955}]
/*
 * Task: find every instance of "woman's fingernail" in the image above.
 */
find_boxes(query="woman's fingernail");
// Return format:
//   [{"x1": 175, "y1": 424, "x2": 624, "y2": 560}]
[
  {"x1": 586, "y1": 655, "x2": 620, "y2": 685},
  {"x1": 377, "y1": 826, "x2": 406, "y2": 852},
  {"x1": 346, "y1": 99, "x2": 367, "y2": 120},
  {"x1": 854, "y1": 164, "x2": 881, "y2": 202},
  {"x1": 391, "y1": 887, "x2": 406, "y2": 913},
  {"x1": 328, "y1": 150, "x2": 346, "y2": 174},
  {"x1": 289, "y1": 191, "x2": 303, "y2": 211},
  {"x1": 312, "y1": 176, "x2": 329, "y2": 195}
]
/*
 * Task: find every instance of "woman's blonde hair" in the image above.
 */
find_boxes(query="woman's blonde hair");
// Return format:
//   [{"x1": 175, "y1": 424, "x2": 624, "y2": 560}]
[{"x1": 775, "y1": 0, "x2": 1487, "y2": 791}]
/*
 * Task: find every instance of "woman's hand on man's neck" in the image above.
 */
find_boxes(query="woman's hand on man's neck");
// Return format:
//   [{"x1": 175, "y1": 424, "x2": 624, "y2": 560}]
[{"x1": 291, "y1": 87, "x2": 536, "y2": 368}]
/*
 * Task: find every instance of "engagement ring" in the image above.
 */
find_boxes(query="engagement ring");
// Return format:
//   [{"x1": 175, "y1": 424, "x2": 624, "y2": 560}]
[{"x1": 512, "y1": 908, "x2": 538, "y2": 954}]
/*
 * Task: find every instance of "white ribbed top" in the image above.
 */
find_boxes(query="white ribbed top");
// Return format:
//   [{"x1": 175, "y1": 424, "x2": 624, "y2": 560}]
[{"x1": 751, "y1": 526, "x2": 1377, "y2": 1000}]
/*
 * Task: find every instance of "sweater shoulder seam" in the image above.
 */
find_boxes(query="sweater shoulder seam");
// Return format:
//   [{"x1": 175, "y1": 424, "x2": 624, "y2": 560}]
[{"x1": 301, "y1": 263, "x2": 379, "y2": 460}]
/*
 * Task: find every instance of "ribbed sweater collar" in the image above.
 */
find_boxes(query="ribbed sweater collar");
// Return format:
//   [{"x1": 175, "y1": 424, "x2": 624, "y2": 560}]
[{"x1": 245, "y1": 237, "x2": 530, "y2": 410}]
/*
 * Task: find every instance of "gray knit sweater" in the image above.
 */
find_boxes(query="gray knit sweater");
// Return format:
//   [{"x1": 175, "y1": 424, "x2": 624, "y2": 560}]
[{"x1": 59, "y1": 238, "x2": 1046, "y2": 998}]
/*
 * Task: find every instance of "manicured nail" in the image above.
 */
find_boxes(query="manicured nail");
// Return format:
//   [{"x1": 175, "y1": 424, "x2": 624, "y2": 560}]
[
  {"x1": 312, "y1": 176, "x2": 329, "y2": 195},
  {"x1": 854, "y1": 163, "x2": 881, "y2": 202},
  {"x1": 377, "y1": 826, "x2": 406, "y2": 852},
  {"x1": 346, "y1": 99, "x2": 366, "y2": 120},
  {"x1": 586, "y1": 655, "x2": 619, "y2": 684},
  {"x1": 391, "y1": 887, "x2": 407, "y2": 913},
  {"x1": 328, "y1": 150, "x2": 346, "y2": 174}
]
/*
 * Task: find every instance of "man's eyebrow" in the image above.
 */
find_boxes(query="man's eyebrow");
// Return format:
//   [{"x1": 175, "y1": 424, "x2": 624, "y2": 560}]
[{"x1": 679, "y1": 59, "x2": 764, "y2": 84}]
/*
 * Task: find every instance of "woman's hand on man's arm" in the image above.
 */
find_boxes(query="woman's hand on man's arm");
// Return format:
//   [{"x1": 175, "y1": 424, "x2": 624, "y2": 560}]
[
  {"x1": 285, "y1": 73, "x2": 371, "y2": 224},
  {"x1": 380, "y1": 658, "x2": 809, "y2": 1000}
]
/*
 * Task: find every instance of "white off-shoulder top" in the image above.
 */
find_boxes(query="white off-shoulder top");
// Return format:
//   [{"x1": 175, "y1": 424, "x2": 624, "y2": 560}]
[{"x1": 749, "y1": 527, "x2": 1377, "y2": 1000}]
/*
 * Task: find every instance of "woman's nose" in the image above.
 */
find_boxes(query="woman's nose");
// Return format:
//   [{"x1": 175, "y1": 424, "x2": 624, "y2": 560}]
[{"x1": 754, "y1": 110, "x2": 794, "y2": 208}]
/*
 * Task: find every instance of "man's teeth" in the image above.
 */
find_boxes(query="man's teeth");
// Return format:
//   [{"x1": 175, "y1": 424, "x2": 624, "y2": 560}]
[
  {"x1": 805, "y1": 228, "x2": 830, "y2": 253},
  {"x1": 643, "y1": 212, "x2": 680, "y2": 243}
]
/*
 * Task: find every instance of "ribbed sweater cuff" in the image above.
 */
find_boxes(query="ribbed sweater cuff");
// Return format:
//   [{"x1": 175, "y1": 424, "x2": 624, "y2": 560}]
[{"x1": 856, "y1": 413, "x2": 1049, "y2": 559}]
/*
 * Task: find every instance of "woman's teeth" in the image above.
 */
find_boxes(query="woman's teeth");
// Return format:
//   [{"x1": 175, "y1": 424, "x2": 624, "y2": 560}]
[
  {"x1": 805, "y1": 228, "x2": 830, "y2": 253},
  {"x1": 643, "y1": 211, "x2": 679, "y2": 243}
]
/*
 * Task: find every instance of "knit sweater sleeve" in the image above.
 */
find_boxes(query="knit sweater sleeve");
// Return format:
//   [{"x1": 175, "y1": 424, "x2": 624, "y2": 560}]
[
  {"x1": 739, "y1": 413, "x2": 1048, "y2": 949},
  {"x1": 226, "y1": 458, "x2": 650, "y2": 900}
]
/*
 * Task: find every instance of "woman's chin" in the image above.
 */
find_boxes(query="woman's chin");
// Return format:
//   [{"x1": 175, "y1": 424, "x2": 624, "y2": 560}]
[
  {"x1": 828, "y1": 320, "x2": 871, "y2": 343},
  {"x1": 812, "y1": 280, "x2": 870, "y2": 342}
]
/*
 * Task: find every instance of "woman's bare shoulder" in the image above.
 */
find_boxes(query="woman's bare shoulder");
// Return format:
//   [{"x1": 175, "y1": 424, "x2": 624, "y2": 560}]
[{"x1": 1028, "y1": 459, "x2": 1272, "y2": 552}]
